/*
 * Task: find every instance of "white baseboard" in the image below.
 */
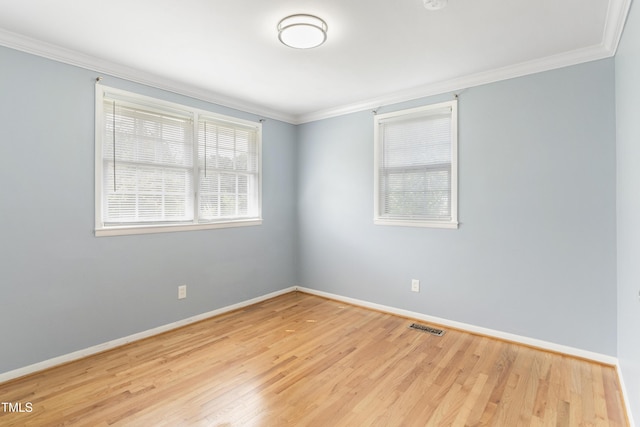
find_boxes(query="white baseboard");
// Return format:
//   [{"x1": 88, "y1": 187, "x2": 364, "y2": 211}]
[
  {"x1": 616, "y1": 363, "x2": 637, "y2": 427},
  {"x1": 295, "y1": 286, "x2": 618, "y2": 366},
  {"x1": 0, "y1": 286, "x2": 296, "y2": 384},
  {"x1": 2, "y1": 285, "x2": 631, "y2": 425}
]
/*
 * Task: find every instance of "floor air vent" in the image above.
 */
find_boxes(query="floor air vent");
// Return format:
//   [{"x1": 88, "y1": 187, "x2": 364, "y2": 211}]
[{"x1": 409, "y1": 323, "x2": 445, "y2": 336}]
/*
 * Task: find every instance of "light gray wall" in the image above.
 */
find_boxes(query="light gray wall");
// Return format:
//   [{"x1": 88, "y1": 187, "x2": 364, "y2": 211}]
[
  {"x1": 0, "y1": 46, "x2": 298, "y2": 373},
  {"x1": 0, "y1": 40, "x2": 621, "y2": 376},
  {"x1": 297, "y1": 59, "x2": 617, "y2": 355},
  {"x1": 616, "y1": 0, "x2": 640, "y2": 421}
]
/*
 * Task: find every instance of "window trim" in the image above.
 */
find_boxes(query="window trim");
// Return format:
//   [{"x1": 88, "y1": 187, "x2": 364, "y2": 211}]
[
  {"x1": 94, "y1": 84, "x2": 262, "y2": 237},
  {"x1": 373, "y1": 100, "x2": 458, "y2": 229}
]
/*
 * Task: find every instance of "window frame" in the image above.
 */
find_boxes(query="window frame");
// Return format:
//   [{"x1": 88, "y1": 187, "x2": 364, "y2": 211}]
[
  {"x1": 95, "y1": 84, "x2": 262, "y2": 237},
  {"x1": 373, "y1": 100, "x2": 458, "y2": 229}
]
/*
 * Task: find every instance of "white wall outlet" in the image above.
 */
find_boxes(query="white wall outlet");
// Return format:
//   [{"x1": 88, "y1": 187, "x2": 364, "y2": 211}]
[
  {"x1": 178, "y1": 285, "x2": 187, "y2": 299},
  {"x1": 411, "y1": 279, "x2": 420, "y2": 292}
]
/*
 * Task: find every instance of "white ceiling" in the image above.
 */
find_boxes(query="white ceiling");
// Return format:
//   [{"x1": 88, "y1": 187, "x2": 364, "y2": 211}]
[{"x1": 0, "y1": 0, "x2": 631, "y2": 123}]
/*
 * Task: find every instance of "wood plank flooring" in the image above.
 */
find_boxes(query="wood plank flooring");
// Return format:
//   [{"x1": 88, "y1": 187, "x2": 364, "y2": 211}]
[{"x1": 0, "y1": 292, "x2": 629, "y2": 426}]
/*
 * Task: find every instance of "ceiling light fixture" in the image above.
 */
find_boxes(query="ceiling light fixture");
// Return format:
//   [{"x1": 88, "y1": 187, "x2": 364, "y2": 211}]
[
  {"x1": 278, "y1": 14, "x2": 328, "y2": 49},
  {"x1": 423, "y1": 0, "x2": 448, "y2": 10}
]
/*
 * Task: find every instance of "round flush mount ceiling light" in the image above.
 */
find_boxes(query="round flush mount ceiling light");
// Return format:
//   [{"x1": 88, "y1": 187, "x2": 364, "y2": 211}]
[
  {"x1": 278, "y1": 14, "x2": 328, "y2": 49},
  {"x1": 423, "y1": 0, "x2": 448, "y2": 10}
]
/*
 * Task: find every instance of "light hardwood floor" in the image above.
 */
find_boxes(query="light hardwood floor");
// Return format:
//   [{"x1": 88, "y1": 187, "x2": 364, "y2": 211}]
[{"x1": 0, "y1": 292, "x2": 629, "y2": 426}]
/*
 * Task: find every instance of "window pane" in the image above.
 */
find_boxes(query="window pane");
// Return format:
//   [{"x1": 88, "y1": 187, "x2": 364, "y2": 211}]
[
  {"x1": 381, "y1": 169, "x2": 450, "y2": 219},
  {"x1": 220, "y1": 194, "x2": 236, "y2": 217},
  {"x1": 238, "y1": 194, "x2": 248, "y2": 215},
  {"x1": 238, "y1": 175, "x2": 248, "y2": 194},
  {"x1": 199, "y1": 195, "x2": 219, "y2": 220}
]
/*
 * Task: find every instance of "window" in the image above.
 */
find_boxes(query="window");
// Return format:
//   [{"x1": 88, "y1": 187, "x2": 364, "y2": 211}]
[
  {"x1": 95, "y1": 85, "x2": 261, "y2": 236},
  {"x1": 374, "y1": 100, "x2": 458, "y2": 228}
]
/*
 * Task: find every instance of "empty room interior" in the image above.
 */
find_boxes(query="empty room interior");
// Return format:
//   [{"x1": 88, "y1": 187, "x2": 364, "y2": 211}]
[{"x1": 0, "y1": 0, "x2": 639, "y2": 425}]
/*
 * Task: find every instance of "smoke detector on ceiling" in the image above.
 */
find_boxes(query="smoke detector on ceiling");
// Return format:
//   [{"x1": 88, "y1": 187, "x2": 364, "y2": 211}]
[{"x1": 423, "y1": 0, "x2": 448, "y2": 10}]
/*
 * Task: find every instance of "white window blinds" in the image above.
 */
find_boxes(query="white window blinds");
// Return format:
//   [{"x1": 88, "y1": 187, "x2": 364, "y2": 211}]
[
  {"x1": 374, "y1": 101, "x2": 458, "y2": 228},
  {"x1": 103, "y1": 99, "x2": 194, "y2": 224},
  {"x1": 198, "y1": 119, "x2": 260, "y2": 220},
  {"x1": 96, "y1": 85, "x2": 262, "y2": 235}
]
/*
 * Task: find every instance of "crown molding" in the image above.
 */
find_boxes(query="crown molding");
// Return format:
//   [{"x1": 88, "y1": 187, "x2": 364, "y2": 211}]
[
  {"x1": 294, "y1": 42, "x2": 616, "y2": 124},
  {"x1": 603, "y1": 0, "x2": 633, "y2": 54},
  {"x1": 0, "y1": 0, "x2": 631, "y2": 126},
  {"x1": 293, "y1": 0, "x2": 632, "y2": 124},
  {"x1": 0, "y1": 28, "x2": 297, "y2": 124}
]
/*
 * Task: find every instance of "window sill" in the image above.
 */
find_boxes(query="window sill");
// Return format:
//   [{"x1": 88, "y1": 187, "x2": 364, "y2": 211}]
[
  {"x1": 374, "y1": 218, "x2": 458, "y2": 229},
  {"x1": 95, "y1": 219, "x2": 263, "y2": 237}
]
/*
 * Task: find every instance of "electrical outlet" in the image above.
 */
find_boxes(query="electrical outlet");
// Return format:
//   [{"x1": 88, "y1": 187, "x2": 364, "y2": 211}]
[
  {"x1": 178, "y1": 285, "x2": 187, "y2": 299},
  {"x1": 411, "y1": 279, "x2": 420, "y2": 292}
]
